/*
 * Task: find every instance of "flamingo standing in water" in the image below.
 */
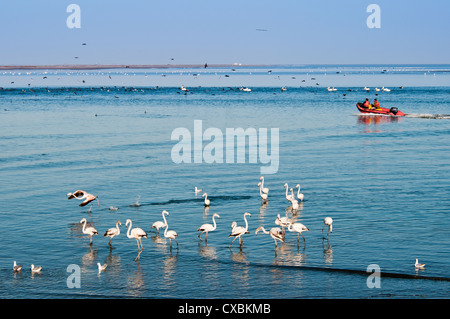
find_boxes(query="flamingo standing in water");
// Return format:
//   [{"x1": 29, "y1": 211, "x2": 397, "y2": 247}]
[
  {"x1": 67, "y1": 190, "x2": 100, "y2": 213},
  {"x1": 255, "y1": 226, "x2": 284, "y2": 248},
  {"x1": 103, "y1": 220, "x2": 121, "y2": 247},
  {"x1": 284, "y1": 183, "x2": 294, "y2": 202},
  {"x1": 229, "y1": 212, "x2": 251, "y2": 249},
  {"x1": 323, "y1": 217, "x2": 333, "y2": 239},
  {"x1": 202, "y1": 193, "x2": 210, "y2": 207},
  {"x1": 295, "y1": 184, "x2": 304, "y2": 202},
  {"x1": 163, "y1": 211, "x2": 178, "y2": 250},
  {"x1": 126, "y1": 219, "x2": 147, "y2": 261},
  {"x1": 289, "y1": 188, "x2": 299, "y2": 211},
  {"x1": 80, "y1": 218, "x2": 98, "y2": 245},
  {"x1": 258, "y1": 182, "x2": 268, "y2": 202},
  {"x1": 259, "y1": 176, "x2": 269, "y2": 195},
  {"x1": 288, "y1": 222, "x2": 310, "y2": 245},
  {"x1": 275, "y1": 213, "x2": 292, "y2": 239},
  {"x1": 151, "y1": 210, "x2": 168, "y2": 234},
  {"x1": 197, "y1": 213, "x2": 220, "y2": 243}
]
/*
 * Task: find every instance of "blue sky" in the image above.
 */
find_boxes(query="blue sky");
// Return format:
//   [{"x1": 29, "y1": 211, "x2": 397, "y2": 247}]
[{"x1": 0, "y1": 0, "x2": 449, "y2": 65}]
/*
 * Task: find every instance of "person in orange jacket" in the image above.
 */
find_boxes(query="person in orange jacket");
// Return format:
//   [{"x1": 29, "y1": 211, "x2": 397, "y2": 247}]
[
  {"x1": 373, "y1": 99, "x2": 382, "y2": 110},
  {"x1": 363, "y1": 98, "x2": 370, "y2": 108}
]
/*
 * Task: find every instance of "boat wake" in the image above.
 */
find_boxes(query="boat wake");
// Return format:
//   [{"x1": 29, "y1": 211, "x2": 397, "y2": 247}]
[{"x1": 404, "y1": 113, "x2": 450, "y2": 119}]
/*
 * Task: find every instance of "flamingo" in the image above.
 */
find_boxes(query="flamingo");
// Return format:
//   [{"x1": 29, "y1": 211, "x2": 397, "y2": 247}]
[
  {"x1": 259, "y1": 176, "x2": 269, "y2": 195},
  {"x1": 97, "y1": 263, "x2": 107, "y2": 272},
  {"x1": 323, "y1": 217, "x2": 333, "y2": 238},
  {"x1": 275, "y1": 213, "x2": 292, "y2": 238},
  {"x1": 80, "y1": 218, "x2": 98, "y2": 245},
  {"x1": 288, "y1": 222, "x2": 310, "y2": 244},
  {"x1": 151, "y1": 210, "x2": 168, "y2": 234},
  {"x1": 415, "y1": 259, "x2": 425, "y2": 269},
  {"x1": 31, "y1": 264, "x2": 42, "y2": 273},
  {"x1": 202, "y1": 193, "x2": 210, "y2": 207},
  {"x1": 163, "y1": 212, "x2": 178, "y2": 250},
  {"x1": 295, "y1": 184, "x2": 304, "y2": 201},
  {"x1": 284, "y1": 183, "x2": 294, "y2": 202},
  {"x1": 13, "y1": 261, "x2": 22, "y2": 272},
  {"x1": 229, "y1": 212, "x2": 251, "y2": 249},
  {"x1": 67, "y1": 190, "x2": 100, "y2": 213},
  {"x1": 194, "y1": 187, "x2": 202, "y2": 194},
  {"x1": 258, "y1": 182, "x2": 268, "y2": 202},
  {"x1": 289, "y1": 188, "x2": 299, "y2": 211},
  {"x1": 197, "y1": 213, "x2": 220, "y2": 242},
  {"x1": 255, "y1": 226, "x2": 284, "y2": 248},
  {"x1": 126, "y1": 219, "x2": 147, "y2": 261},
  {"x1": 103, "y1": 220, "x2": 121, "y2": 247}
]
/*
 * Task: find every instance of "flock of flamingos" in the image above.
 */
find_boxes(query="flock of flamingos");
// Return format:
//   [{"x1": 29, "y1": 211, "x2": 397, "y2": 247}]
[{"x1": 12, "y1": 176, "x2": 335, "y2": 274}]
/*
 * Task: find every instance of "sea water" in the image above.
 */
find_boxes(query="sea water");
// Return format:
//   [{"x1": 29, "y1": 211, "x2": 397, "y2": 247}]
[{"x1": 0, "y1": 65, "x2": 449, "y2": 298}]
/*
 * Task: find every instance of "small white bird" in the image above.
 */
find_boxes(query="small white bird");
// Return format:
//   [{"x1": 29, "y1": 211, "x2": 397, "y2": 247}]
[
  {"x1": 104, "y1": 220, "x2": 121, "y2": 247},
  {"x1": 415, "y1": 259, "x2": 425, "y2": 269},
  {"x1": 323, "y1": 217, "x2": 333, "y2": 238},
  {"x1": 202, "y1": 193, "x2": 210, "y2": 207},
  {"x1": 97, "y1": 263, "x2": 107, "y2": 272},
  {"x1": 13, "y1": 261, "x2": 22, "y2": 272},
  {"x1": 194, "y1": 187, "x2": 202, "y2": 194},
  {"x1": 31, "y1": 264, "x2": 42, "y2": 273},
  {"x1": 197, "y1": 213, "x2": 220, "y2": 242},
  {"x1": 80, "y1": 218, "x2": 98, "y2": 245}
]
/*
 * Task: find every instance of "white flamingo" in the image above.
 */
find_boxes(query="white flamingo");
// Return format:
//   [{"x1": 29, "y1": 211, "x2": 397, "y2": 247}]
[
  {"x1": 103, "y1": 220, "x2": 121, "y2": 247},
  {"x1": 164, "y1": 222, "x2": 179, "y2": 250},
  {"x1": 31, "y1": 264, "x2": 42, "y2": 273},
  {"x1": 295, "y1": 184, "x2": 304, "y2": 201},
  {"x1": 323, "y1": 217, "x2": 333, "y2": 238},
  {"x1": 80, "y1": 218, "x2": 98, "y2": 245},
  {"x1": 151, "y1": 210, "x2": 168, "y2": 234},
  {"x1": 284, "y1": 183, "x2": 294, "y2": 202},
  {"x1": 229, "y1": 212, "x2": 251, "y2": 248},
  {"x1": 67, "y1": 190, "x2": 100, "y2": 213},
  {"x1": 197, "y1": 213, "x2": 220, "y2": 242},
  {"x1": 255, "y1": 226, "x2": 284, "y2": 248},
  {"x1": 259, "y1": 176, "x2": 269, "y2": 195},
  {"x1": 288, "y1": 222, "x2": 310, "y2": 244},
  {"x1": 289, "y1": 188, "x2": 299, "y2": 211},
  {"x1": 258, "y1": 182, "x2": 268, "y2": 202},
  {"x1": 275, "y1": 213, "x2": 292, "y2": 238},
  {"x1": 202, "y1": 193, "x2": 210, "y2": 207},
  {"x1": 126, "y1": 219, "x2": 147, "y2": 261}
]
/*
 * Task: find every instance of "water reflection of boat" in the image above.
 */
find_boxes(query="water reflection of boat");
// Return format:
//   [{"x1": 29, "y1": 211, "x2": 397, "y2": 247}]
[{"x1": 357, "y1": 115, "x2": 401, "y2": 126}]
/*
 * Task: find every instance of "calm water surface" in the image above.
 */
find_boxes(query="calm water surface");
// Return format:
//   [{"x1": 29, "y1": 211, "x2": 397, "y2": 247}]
[{"x1": 0, "y1": 66, "x2": 449, "y2": 298}]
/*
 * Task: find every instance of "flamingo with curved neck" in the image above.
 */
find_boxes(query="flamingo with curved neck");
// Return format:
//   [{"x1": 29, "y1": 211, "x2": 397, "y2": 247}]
[
  {"x1": 284, "y1": 183, "x2": 293, "y2": 202},
  {"x1": 258, "y1": 182, "x2": 268, "y2": 202},
  {"x1": 197, "y1": 213, "x2": 220, "y2": 242},
  {"x1": 259, "y1": 176, "x2": 269, "y2": 194},
  {"x1": 126, "y1": 219, "x2": 147, "y2": 261},
  {"x1": 229, "y1": 212, "x2": 251, "y2": 249},
  {"x1": 296, "y1": 184, "x2": 304, "y2": 201}
]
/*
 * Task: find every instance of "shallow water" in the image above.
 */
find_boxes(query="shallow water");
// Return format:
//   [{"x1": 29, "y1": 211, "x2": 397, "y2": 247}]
[{"x1": 0, "y1": 66, "x2": 449, "y2": 298}]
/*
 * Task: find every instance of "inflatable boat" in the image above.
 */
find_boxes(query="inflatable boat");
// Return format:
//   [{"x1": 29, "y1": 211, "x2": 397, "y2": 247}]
[{"x1": 356, "y1": 103, "x2": 405, "y2": 116}]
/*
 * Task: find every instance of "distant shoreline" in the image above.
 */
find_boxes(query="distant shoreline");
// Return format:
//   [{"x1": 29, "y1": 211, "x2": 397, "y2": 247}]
[{"x1": 0, "y1": 64, "x2": 254, "y2": 71}]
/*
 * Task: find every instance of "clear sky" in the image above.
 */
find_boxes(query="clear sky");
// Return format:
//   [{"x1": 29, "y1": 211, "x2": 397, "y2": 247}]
[{"x1": 0, "y1": 0, "x2": 449, "y2": 65}]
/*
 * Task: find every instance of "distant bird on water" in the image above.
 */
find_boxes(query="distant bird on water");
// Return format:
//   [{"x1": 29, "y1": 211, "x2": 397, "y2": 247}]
[
  {"x1": 13, "y1": 261, "x2": 22, "y2": 272},
  {"x1": 67, "y1": 190, "x2": 100, "y2": 213},
  {"x1": 415, "y1": 259, "x2": 425, "y2": 270},
  {"x1": 31, "y1": 264, "x2": 42, "y2": 273}
]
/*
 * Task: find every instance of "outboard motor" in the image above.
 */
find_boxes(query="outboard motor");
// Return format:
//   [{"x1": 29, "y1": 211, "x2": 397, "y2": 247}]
[{"x1": 390, "y1": 107, "x2": 398, "y2": 115}]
